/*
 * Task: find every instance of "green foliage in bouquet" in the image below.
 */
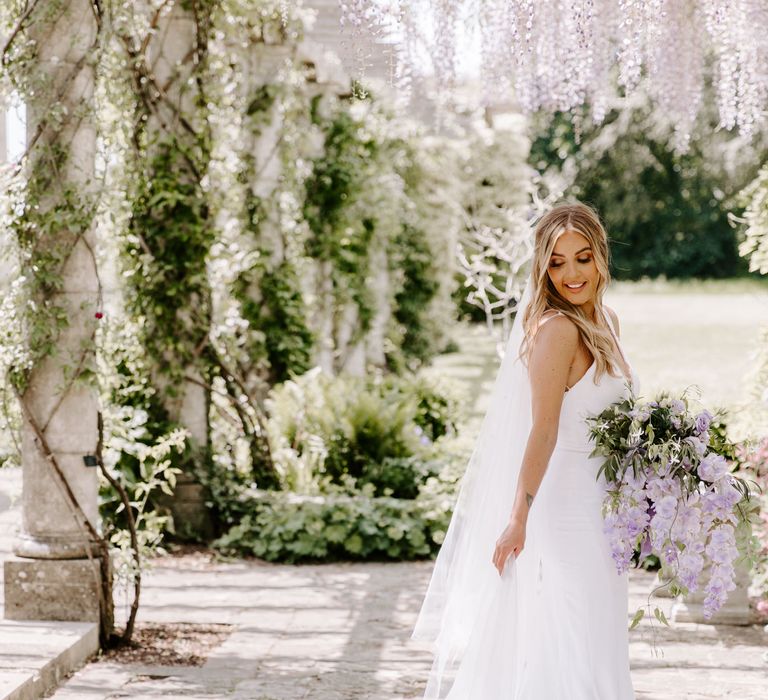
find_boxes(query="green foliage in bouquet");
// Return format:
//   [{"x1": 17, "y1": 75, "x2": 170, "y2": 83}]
[{"x1": 589, "y1": 393, "x2": 752, "y2": 506}]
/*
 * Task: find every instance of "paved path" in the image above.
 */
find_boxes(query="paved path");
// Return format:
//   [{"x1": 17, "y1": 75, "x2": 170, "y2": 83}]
[{"x1": 38, "y1": 550, "x2": 768, "y2": 700}]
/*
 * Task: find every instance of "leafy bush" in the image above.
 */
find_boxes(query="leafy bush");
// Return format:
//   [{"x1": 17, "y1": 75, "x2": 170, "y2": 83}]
[
  {"x1": 208, "y1": 367, "x2": 469, "y2": 562},
  {"x1": 265, "y1": 367, "x2": 464, "y2": 495},
  {"x1": 529, "y1": 101, "x2": 765, "y2": 280},
  {"x1": 386, "y1": 222, "x2": 443, "y2": 371},
  {"x1": 356, "y1": 455, "x2": 441, "y2": 499},
  {"x1": 213, "y1": 487, "x2": 453, "y2": 562}
]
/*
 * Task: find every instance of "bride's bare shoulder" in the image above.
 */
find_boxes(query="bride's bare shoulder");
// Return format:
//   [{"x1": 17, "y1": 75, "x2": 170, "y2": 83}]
[{"x1": 532, "y1": 310, "x2": 579, "y2": 349}]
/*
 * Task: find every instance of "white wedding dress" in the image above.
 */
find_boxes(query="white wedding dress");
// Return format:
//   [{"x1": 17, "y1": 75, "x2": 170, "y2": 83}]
[{"x1": 422, "y1": 313, "x2": 638, "y2": 700}]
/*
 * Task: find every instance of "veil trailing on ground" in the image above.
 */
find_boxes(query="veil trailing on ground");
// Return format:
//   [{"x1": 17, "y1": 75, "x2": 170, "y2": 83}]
[{"x1": 411, "y1": 275, "x2": 540, "y2": 698}]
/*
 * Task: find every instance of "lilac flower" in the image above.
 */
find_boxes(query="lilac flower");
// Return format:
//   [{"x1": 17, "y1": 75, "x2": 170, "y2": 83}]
[
  {"x1": 644, "y1": 474, "x2": 678, "y2": 502},
  {"x1": 639, "y1": 531, "x2": 653, "y2": 560},
  {"x1": 702, "y1": 524, "x2": 739, "y2": 618},
  {"x1": 671, "y1": 503, "x2": 701, "y2": 542},
  {"x1": 669, "y1": 399, "x2": 685, "y2": 415},
  {"x1": 624, "y1": 504, "x2": 650, "y2": 538},
  {"x1": 602, "y1": 512, "x2": 630, "y2": 573},
  {"x1": 589, "y1": 391, "x2": 746, "y2": 621},
  {"x1": 622, "y1": 469, "x2": 647, "y2": 493},
  {"x1": 678, "y1": 549, "x2": 705, "y2": 591},
  {"x1": 628, "y1": 407, "x2": 650, "y2": 423},
  {"x1": 655, "y1": 495, "x2": 678, "y2": 520},
  {"x1": 701, "y1": 482, "x2": 742, "y2": 523},
  {"x1": 661, "y1": 543, "x2": 678, "y2": 566}
]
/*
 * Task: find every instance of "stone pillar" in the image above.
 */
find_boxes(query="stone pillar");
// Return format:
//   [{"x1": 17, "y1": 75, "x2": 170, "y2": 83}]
[
  {"x1": 3, "y1": 0, "x2": 111, "y2": 628},
  {"x1": 0, "y1": 107, "x2": 6, "y2": 163},
  {"x1": 142, "y1": 2, "x2": 212, "y2": 538}
]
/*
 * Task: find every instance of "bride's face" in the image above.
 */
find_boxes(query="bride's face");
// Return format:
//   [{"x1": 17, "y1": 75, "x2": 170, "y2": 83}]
[{"x1": 547, "y1": 230, "x2": 599, "y2": 307}]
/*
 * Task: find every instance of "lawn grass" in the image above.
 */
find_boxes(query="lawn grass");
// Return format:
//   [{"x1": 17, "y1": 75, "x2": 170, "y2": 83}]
[
  {"x1": 610, "y1": 275, "x2": 768, "y2": 294},
  {"x1": 428, "y1": 279, "x2": 768, "y2": 441}
]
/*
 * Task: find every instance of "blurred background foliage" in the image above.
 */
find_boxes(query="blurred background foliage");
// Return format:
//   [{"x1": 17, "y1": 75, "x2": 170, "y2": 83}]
[{"x1": 528, "y1": 96, "x2": 768, "y2": 280}]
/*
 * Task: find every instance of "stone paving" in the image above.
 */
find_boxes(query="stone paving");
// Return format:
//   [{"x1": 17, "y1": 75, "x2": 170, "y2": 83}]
[{"x1": 40, "y1": 553, "x2": 768, "y2": 700}]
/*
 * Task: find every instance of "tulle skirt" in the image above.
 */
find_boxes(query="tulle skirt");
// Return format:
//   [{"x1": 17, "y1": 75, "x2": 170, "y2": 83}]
[{"x1": 441, "y1": 446, "x2": 635, "y2": 700}]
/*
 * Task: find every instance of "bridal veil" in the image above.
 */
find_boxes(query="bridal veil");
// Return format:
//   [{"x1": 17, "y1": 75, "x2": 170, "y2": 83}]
[{"x1": 411, "y1": 277, "x2": 547, "y2": 698}]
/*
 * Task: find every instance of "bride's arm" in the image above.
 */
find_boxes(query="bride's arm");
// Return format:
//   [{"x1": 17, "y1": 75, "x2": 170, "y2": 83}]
[{"x1": 492, "y1": 315, "x2": 578, "y2": 574}]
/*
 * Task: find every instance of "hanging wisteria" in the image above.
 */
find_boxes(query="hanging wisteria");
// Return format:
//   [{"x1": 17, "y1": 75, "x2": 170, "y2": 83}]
[{"x1": 338, "y1": 0, "x2": 768, "y2": 148}]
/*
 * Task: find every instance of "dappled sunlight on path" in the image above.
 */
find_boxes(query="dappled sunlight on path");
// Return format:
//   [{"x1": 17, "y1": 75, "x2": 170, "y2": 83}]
[{"x1": 49, "y1": 552, "x2": 768, "y2": 699}]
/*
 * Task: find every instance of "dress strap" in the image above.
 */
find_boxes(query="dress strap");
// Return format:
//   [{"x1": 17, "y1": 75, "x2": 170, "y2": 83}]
[{"x1": 538, "y1": 310, "x2": 564, "y2": 327}]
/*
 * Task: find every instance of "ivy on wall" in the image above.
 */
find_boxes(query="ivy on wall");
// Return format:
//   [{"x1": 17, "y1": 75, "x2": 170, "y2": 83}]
[
  {"x1": 303, "y1": 105, "x2": 380, "y2": 337},
  {"x1": 233, "y1": 254, "x2": 314, "y2": 385}
]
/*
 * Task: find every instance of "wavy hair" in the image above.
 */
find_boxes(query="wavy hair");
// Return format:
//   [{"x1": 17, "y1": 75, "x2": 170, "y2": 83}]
[{"x1": 520, "y1": 201, "x2": 620, "y2": 383}]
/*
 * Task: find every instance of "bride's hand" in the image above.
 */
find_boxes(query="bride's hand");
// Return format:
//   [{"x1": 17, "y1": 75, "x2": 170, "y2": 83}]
[{"x1": 492, "y1": 518, "x2": 526, "y2": 575}]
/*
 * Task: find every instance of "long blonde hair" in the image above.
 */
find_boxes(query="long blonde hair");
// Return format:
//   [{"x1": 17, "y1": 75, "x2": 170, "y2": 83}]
[{"x1": 520, "y1": 201, "x2": 620, "y2": 383}]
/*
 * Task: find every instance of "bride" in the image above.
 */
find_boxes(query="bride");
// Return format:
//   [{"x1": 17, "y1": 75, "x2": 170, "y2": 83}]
[{"x1": 412, "y1": 201, "x2": 637, "y2": 699}]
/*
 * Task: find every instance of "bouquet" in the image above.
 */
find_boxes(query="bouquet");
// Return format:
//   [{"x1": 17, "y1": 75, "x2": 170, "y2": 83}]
[{"x1": 587, "y1": 392, "x2": 759, "y2": 627}]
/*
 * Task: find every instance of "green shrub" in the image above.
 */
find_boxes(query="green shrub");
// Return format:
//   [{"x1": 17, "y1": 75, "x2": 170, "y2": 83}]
[
  {"x1": 207, "y1": 368, "x2": 470, "y2": 562},
  {"x1": 356, "y1": 455, "x2": 441, "y2": 499},
  {"x1": 265, "y1": 368, "x2": 464, "y2": 496},
  {"x1": 212, "y1": 486, "x2": 453, "y2": 562},
  {"x1": 528, "y1": 103, "x2": 763, "y2": 280},
  {"x1": 382, "y1": 373, "x2": 461, "y2": 441}
]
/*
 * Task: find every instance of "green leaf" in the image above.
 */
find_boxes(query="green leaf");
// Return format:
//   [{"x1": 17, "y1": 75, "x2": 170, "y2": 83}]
[
  {"x1": 653, "y1": 607, "x2": 670, "y2": 627},
  {"x1": 344, "y1": 534, "x2": 364, "y2": 554},
  {"x1": 629, "y1": 607, "x2": 645, "y2": 630}
]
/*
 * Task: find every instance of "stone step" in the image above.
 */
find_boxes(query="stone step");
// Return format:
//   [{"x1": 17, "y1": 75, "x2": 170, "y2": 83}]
[{"x1": 0, "y1": 620, "x2": 98, "y2": 700}]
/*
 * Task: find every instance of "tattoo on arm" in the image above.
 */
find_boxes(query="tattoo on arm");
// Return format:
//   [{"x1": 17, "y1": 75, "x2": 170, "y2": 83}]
[{"x1": 526, "y1": 492, "x2": 534, "y2": 509}]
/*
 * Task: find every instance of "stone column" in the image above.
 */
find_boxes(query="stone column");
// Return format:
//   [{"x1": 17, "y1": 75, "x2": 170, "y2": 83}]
[
  {"x1": 142, "y1": 2, "x2": 212, "y2": 537},
  {"x1": 3, "y1": 0, "x2": 111, "y2": 627},
  {"x1": 0, "y1": 106, "x2": 6, "y2": 163}
]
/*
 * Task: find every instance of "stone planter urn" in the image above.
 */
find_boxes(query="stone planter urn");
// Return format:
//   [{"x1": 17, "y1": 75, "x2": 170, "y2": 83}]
[
  {"x1": 671, "y1": 557, "x2": 755, "y2": 625},
  {"x1": 651, "y1": 563, "x2": 676, "y2": 598}
]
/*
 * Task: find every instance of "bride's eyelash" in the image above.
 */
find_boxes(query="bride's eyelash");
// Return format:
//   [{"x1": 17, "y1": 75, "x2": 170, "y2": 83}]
[{"x1": 549, "y1": 256, "x2": 592, "y2": 268}]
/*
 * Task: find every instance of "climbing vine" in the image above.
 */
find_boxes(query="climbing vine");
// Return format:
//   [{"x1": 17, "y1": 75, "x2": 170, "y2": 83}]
[
  {"x1": 0, "y1": 0, "x2": 479, "y2": 642},
  {"x1": 303, "y1": 104, "x2": 380, "y2": 328}
]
